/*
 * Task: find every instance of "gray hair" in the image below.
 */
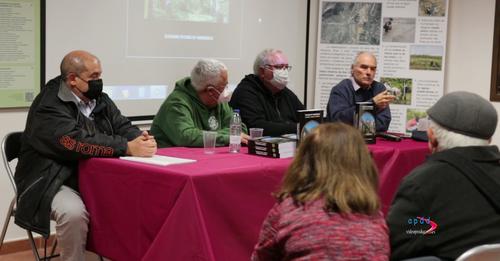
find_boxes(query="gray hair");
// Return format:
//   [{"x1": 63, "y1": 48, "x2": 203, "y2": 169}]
[
  {"x1": 429, "y1": 120, "x2": 489, "y2": 152},
  {"x1": 352, "y1": 51, "x2": 377, "y2": 66},
  {"x1": 190, "y1": 59, "x2": 227, "y2": 91},
  {"x1": 253, "y1": 48, "x2": 284, "y2": 75}
]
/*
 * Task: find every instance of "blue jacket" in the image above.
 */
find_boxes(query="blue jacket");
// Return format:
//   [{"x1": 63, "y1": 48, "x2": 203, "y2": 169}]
[{"x1": 326, "y1": 78, "x2": 391, "y2": 132}]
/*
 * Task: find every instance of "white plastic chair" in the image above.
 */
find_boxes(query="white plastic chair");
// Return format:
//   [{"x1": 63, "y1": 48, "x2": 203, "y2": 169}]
[{"x1": 456, "y1": 244, "x2": 500, "y2": 261}]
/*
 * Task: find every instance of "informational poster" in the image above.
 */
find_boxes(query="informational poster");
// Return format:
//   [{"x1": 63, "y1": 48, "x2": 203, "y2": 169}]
[
  {"x1": 314, "y1": 0, "x2": 448, "y2": 134},
  {"x1": 0, "y1": 0, "x2": 42, "y2": 108}
]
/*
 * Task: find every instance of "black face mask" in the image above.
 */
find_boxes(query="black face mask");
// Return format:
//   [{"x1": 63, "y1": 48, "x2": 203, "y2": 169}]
[{"x1": 83, "y1": 79, "x2": 103, "y2": 100}]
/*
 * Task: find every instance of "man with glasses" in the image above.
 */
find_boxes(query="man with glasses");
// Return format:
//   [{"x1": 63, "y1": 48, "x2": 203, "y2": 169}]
[
  {"x1": 326, "y1": 51, "x2": 395, "y2": 132},
  {"x1": 151, "y1": 59, "x2": 248, "y2": 147},
  {"x1": 229, "y1": 49, "x2": 305, "y2": 136},
  {"x1": 15, "y1": 50, "x2": 157, "y2": 261}
]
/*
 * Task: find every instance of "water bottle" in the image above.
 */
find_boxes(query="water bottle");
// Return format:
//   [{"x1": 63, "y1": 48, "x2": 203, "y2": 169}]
[{"x1": 229, "y1": 109, "x2": 242, "y2": 153}]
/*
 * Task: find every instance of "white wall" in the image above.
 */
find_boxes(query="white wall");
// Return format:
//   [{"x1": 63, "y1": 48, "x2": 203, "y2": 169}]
[
  {"x1": 445, "y1": 0, "x2": 500, "y2": 146},
  {"x1": 0, "y1": 0, "x2": 498, "y2": 243}
]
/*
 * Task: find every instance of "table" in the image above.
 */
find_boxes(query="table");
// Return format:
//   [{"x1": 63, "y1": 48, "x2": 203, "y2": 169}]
[{"x1": 79, "y1": 138, "x2": 428, "y2": 261}]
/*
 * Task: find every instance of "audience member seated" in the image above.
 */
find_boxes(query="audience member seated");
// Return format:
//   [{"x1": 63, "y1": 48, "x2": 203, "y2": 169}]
[
  {"x1": 151, "y1": 59, "x2": 248, "y2": 147},
  {"x1": 14, "y1": 50, "x2": 157, "y2": 261},
  {"x1": 252, "y1": 123, "x2": 390, "y2": 261},
  {"x1": 326, "y1": 51, "x2": 395, "y2": 132},
  {"x1": 388, "y1": 91, "x2": 500, "y2": 260},
  {"x1": 229, "y1": 49, "x2": 305, "y2": 136}
]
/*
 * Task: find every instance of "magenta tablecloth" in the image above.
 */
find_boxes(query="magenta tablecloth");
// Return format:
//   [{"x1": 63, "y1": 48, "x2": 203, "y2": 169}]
[{"x1": 79, "y1": 139, "x2": 428, "y2": 261}]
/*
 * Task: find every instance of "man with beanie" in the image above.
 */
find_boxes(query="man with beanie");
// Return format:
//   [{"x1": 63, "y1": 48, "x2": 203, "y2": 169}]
[{"x1": 387, "y1": 91, "x2": 500, "y2": 260}]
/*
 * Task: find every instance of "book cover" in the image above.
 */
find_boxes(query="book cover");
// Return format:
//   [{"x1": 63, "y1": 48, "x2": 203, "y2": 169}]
[
  {"x1": 296, "y1": 109, "x2": 324, "y2": 141},
  {"x1": 354, "y1": 102, "x2": 376, "y2": 144}
]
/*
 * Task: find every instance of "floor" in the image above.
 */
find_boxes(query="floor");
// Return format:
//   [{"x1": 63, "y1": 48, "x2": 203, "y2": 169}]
[{"x1": 0, "y1": 250, "x2": 107, "y2": 260}]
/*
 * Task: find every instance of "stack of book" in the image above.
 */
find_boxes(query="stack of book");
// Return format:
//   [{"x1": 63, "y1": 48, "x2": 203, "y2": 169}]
[{"x1": 248, "y1": 137, "x2": 296, "y2": 158}]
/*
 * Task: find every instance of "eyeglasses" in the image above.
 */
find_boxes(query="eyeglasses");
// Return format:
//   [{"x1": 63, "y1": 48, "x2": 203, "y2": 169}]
[{"x1": 264, "y1": 64, "x2": 292, "y2": 71}]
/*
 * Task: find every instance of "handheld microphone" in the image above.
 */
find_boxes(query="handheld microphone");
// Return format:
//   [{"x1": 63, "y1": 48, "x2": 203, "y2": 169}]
[{"x1": 376, "y1": 132, "x2": 402, "y2": 142}]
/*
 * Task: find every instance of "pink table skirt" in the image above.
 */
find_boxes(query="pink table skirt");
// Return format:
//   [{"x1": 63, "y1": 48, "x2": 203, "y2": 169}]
[{"x1": 79, "y1": 138, "x2": 428, "y2": 261}]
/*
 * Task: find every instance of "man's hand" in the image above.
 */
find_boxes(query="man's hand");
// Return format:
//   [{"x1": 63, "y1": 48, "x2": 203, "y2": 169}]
[
  {"x1": 241, "y1": 133, "x2": 250, "y2": 145},
  {"x1": 126, "y1": 131, "x2": 157, "y2": 157},
  {"x1": 373, "y1": 90, "x2": 395, "y2": 109}
]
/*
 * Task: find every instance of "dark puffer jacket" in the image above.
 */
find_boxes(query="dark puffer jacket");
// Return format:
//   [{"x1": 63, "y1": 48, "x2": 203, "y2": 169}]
[{"x1": 14, "y1": 76, "x2": 141, "y2": 237}]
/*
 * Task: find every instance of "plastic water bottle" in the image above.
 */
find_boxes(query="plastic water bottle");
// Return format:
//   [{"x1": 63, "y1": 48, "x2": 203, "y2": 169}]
[{"x1": 229, "y1": 109, "x2": 242, "y2": 153}]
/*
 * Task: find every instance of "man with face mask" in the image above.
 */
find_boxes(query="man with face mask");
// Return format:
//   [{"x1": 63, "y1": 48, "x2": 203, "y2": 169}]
[
  {"x1": 387, "y1": 92, "x2": 500, "y2": 260},
  {"x1": 229, "y1": 49, "x2": 305, "y2": 137},
  {"x1": 14, "y1": 50, "x2": 157, "y2": 261},
  {"x1": 151, "y1": 59, "x2": 249, "y2": 147},
  {"x1": 326, "y1": 51, "x2": 395, "y2": 132}
]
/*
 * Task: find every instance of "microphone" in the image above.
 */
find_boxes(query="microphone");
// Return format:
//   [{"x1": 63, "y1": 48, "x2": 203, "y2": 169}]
[{"x1": 376, "y1": 132, "x2": 402, "y2": 142}]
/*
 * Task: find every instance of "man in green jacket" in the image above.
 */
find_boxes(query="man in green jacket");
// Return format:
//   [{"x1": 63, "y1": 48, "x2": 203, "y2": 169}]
[{"x1": 151, "y1": 59, "x2": 248, "y2": 147}]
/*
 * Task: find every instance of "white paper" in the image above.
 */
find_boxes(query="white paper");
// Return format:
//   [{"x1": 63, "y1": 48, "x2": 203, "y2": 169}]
[{"x1": 119, "y1": 155, "x2": 196, "y2": 166}]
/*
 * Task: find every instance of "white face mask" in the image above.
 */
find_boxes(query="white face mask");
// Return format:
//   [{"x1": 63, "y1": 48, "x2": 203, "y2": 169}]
[
  {"x1": 270, "y1": 68, "x2": 289, "y2": 90},
  {"x1": 210, "y1": 86, "x2": 231, "y2": 104},
  {"x1": 217, "y1": 87, "x2": 232, "y2": 103}
]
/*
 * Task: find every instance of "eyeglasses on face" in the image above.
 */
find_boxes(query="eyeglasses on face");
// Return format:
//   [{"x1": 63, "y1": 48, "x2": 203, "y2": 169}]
[{"x1": 263, "y1": 64, "x2": 292, "y2": 71}]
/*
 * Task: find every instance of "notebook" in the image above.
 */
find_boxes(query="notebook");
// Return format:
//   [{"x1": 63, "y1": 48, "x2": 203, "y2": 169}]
[{"x1": 120, "y1": 155, "x2": 196, "y2": 166}]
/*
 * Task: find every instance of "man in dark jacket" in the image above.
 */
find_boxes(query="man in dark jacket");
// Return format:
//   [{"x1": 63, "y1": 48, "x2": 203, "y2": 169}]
[
  {"x1": 229, "y1": 49, "x2": 305, "y2": 136},
  {"x1": 387, "y1": 92, "x2": 500, "y2": 260},
  {"x1": 326, "y1": 51, "x2": 395, "y2": 132},
  {"x1": 15, "y1": 50, "x2": 157, "y2": 261}
]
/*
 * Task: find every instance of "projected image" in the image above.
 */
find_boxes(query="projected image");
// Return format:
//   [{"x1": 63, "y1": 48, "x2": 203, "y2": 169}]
[
  {"x1": 127, "y1": 0, "x2": 242, "y2": 58},
  {"x1": 145, "y1": 0, "x2": 229, "y2": 23}
]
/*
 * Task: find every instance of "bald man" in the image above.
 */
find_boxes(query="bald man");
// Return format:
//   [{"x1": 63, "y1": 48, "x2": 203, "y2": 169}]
[
  {"x1": 14, "y1": 50, "x2": 157, "y2": 260},
  {"x1": 326, "y1": 52, "x2": 395, "y2": 132}
]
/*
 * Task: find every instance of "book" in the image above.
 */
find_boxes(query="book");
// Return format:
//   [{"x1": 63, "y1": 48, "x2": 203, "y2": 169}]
[
  {"x1": 248, "y1": 148, "x2": 294, "y2": 158},
  {"x1": 354, "y1": 102, "x2": 376, "y2": 144},
  {"x1": 248, "y1": 137, "x2": 296, "y2": 158},
  {"x1": 296, "y1": 109, "x2": 324, "y2": 141},
  {"x1": 120, "y1": 155, "x2": 196, "y2": 166}
]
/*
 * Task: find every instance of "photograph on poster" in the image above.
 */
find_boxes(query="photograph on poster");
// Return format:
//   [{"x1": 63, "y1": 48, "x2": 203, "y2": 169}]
[
  {"x1": 409, "y1": 45, "x2": 443, "y2": 71},
  {"x1": 381, "y1": 77, "x2": 412, "y2": 105},
  {"x1": 320, "y1": 2, "x2": 381, "y2": 45},
  {"x1": 406, "y1": 108, "x2": 428, "y2": 132},
  {"x1": 418, "y1": 0, "x2": 447, "y2": 17},
  {"x1": 382, "y1": 17, "x2": 416, "y2": 43}
]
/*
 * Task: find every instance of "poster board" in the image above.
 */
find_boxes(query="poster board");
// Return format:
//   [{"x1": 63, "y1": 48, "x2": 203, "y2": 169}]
[
  {"x1": 0, "y1": 0, "x2": 43, "y2": 108},
  {"x1": 314, "y1": 0, "x2": 449, "y2": 134}
]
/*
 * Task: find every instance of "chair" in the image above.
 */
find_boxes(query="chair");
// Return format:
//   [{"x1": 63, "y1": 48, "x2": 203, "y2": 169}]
[
  {"x1": 456, "y1": 244, "x2": 500, "y2": 261},
  {"x1": 0, "y1": 131, "x2": 59, "y2": 260}
]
